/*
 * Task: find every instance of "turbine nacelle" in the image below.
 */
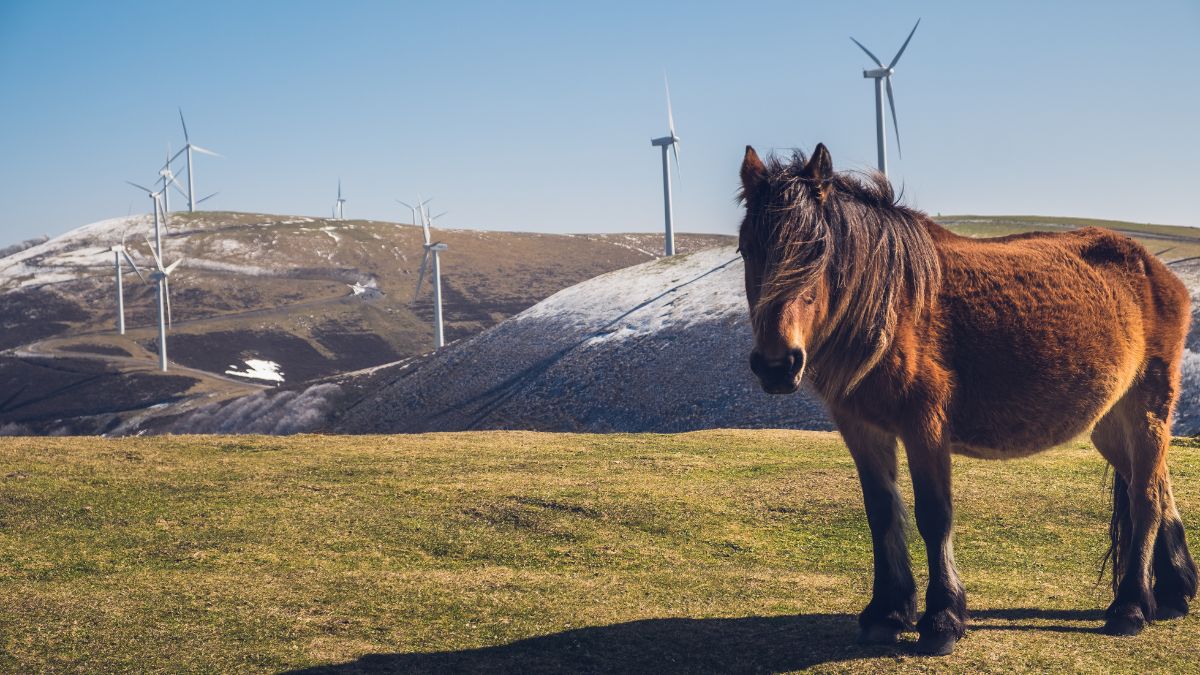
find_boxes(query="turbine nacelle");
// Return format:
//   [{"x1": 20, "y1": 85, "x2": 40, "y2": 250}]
[
  {"x1": 651, "y1": 135, "x2": 680, "y2": 147},
  {"x1": 863, "y1": 67, "x2": 894, "y2": 79}
]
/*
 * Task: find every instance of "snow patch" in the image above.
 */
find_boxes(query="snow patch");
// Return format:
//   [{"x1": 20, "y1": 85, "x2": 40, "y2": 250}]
[{"x1": 225, "y1": 359, "x2": 285, "y2": 383}]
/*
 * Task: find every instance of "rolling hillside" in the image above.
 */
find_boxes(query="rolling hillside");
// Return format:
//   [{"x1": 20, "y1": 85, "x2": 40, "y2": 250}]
[{"x1": 0, "y1": 211, "x2": 730, "y2": 434}]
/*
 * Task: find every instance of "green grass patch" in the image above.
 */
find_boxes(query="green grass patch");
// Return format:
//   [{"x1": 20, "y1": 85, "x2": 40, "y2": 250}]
[{"x1": 1, "y1": 430, "x2": 1198, "y2": 673}]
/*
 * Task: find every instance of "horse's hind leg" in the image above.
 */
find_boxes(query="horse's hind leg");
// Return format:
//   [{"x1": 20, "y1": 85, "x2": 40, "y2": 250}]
[
  {"x1": 1092, "y1": 357, "x2": 1197, "y2": 635},
  {"x1": 1152, "y1": 467, "x2": 1197, "y2": 619}
]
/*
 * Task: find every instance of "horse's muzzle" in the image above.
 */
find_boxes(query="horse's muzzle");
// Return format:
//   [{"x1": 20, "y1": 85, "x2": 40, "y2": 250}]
[{"x1": 749, "y1": 349, "x2": 805, "y2": 394}]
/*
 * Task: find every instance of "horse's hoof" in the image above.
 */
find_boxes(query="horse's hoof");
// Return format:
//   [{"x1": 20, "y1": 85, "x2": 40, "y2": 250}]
[
  {"x1": 859, "y1": 623, "x2": 902, "y2": 645},
  {"x1": 1103, "y1": 613, "x2": 1147, "y2": 636},
  {"x1": 1155, "y1": 596, "x2": 1189, "y2": 620},
  {"x1": 914, "y1": 631, "x2": 958, "y2": 656}
]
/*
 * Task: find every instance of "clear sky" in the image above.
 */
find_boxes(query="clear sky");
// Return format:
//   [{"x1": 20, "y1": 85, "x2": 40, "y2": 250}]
[{"x1": 1, "y1": 0, "x2": 1197, "y2": 245}]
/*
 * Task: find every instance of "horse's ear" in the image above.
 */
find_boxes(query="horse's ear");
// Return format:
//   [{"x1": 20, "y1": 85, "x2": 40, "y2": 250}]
[
  {"x1": 802, "y1": 143, "x2": 833, "y2": 182},
  {"x1": 740, "y1": 145, "x2": 767, "y2": 195}
]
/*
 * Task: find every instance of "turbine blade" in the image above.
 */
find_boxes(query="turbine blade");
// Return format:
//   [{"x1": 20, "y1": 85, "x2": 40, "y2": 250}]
[
  {"x1": 888, "y1": 19, "x2": 921, "y2": 69},
  {"x1": 664, "y1": 72, "x2": 676, "y2": 137},
  {"x1": 422, "y1": 219, "x2": 431, "y2": 245},
  {"x1": 886, "y1": 77, "x2": 902, "y2": 158},
  {"x1": 432, "y1": 211, "x2": 447, "y2": 221},
  {"x1": 338, "y1": 178, "x2": 342, "y2": 200},
  {"x1": 671, "y1": 142, "x2": 681, "y2": 183},
  {"x1": 122, "y1": 250, "x2": 147, "y2": 283},
  {"x1": 190, "y1": 145, "x2": 222, "y2": 157},
  {"x1": 196, "y1": 191, "x2": 218, "y2": 205},
  {"x1": 178, "y1": 108, "x2": 189, "y2": 142},
  {"x1": 143, "y1": 235, "x2": 163, "y2": 269},
  {"x1": 414, "y1": 249, "x2": 430, "y2": 299},
  {"x1": 171, "y1": 179, "x2": 189, "y2": 200},
  {"x1": 849, "y1": 37, "x2": 884, "y2": 67},
  {"x1": 167, "y1": 146, "x2": 187, "y2": 165},
  {"x1": 126, "y1": 180, "x2": 153, "y2": 193},
  {"x1": 397, "y1": 199, "x2": 414, "y2": 210},
  {"x1": 164, "y1": 258, "x2": 183, "y2": 275},
  {"x1": 165, "y1": 276, "x2": 172, "y2": 328}
]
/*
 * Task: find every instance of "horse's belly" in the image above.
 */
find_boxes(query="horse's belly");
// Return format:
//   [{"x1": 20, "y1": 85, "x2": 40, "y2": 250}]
[{"x1": 942, "y1": 271, "x2": 1142, "y2": 456}]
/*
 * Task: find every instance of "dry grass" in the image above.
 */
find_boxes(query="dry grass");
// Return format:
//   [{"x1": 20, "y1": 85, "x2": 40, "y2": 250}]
[{"x1": 2, "y1": 430, "x2": 1199, "y2": 673}]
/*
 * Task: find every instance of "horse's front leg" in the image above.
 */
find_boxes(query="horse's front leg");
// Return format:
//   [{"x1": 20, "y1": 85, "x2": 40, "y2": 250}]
[
  {"x1": 837, "y1": 413, "x2": 916, "y2": 644},
  {"x1": 904, "y1": 437, "x2": 968, "y2": 655}
]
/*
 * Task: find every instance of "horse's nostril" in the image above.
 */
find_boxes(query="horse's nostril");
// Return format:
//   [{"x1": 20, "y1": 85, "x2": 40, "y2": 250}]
[
  {"x1": 787, "y1": 349, "x2": 805, "y2": 377},
  {"x1": 749, "y1": 351, "x2": 768, "y2": 377}
]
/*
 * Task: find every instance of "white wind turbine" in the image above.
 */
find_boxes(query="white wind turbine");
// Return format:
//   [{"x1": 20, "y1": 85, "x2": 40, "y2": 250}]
[
  {"x1": 158, "y1": 144, "x2": 187, "y2": 213},
  {"x1": 334, "y1": 179, "x2": 346, "y2": 220},
  {"x1": 167, "y1": 109, "x2": 221, "y2": 212},
  {"x1": 650, "y1": 74, "x2": 681, "y2": 256},
  {"x1": 396, "y1": 196, "x2": 431, "y2": 228},
  {"x1": 412, "y1": 200, "x2": 448, "y2": 349},
  {"x1": 850, "y1": 19, "x2": 920, "y2": 177},
  {"x1": 108, "y1": 231, "x2": 146, "y2": 335},
  {"x1": 143, "y1": 234, "x2": 183, "y2": 372},
  {"x1": 126, "y1": 181, "x2": 168, "y2": 261}
]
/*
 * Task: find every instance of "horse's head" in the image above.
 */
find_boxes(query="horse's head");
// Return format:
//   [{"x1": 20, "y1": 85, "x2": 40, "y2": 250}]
[{"x1": 737, "y1": 144, "x2": 835, "y2": 395}]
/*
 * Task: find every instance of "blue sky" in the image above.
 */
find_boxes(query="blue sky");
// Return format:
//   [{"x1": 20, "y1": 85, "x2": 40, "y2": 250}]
[{"x1": 1, "y1": 0, "x2": 1197, "y2": 244}]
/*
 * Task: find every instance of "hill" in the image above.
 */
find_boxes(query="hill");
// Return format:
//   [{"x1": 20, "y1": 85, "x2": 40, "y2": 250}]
[
  {"x1": 2, "y1": 431, "x2": 1198, "y2": 672},
  {"x1": 0, "y1": 211, "x2": 730, "y2": 434}
]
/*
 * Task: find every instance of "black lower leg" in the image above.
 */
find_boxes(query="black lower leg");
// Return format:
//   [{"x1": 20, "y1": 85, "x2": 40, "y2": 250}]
[
  {"x1": 1153, "y1": 515, "x2": 1198, "y2": 619},
  {"x1": 857, "y1": 476, "x2": 916, "y2": 643},
  {"x1": 909, "y1": 452, "x2": 967, "y2": 656},
  {"x1": 839, "y1": 418, "x2": 916, "y2": 645}
]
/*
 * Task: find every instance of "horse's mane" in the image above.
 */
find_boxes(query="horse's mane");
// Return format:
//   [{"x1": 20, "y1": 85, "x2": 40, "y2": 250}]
[{"x1": 740, "y1": 150, "x2": 941, "y2": 397}]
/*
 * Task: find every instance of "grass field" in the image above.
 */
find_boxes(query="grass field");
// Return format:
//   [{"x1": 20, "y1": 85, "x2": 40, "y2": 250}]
[{"x1": 2, "y1": 431, "x2": 1200, "y2": 673}]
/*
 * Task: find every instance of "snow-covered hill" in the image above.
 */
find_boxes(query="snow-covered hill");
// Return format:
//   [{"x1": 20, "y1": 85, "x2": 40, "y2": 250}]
[{"x1": 324, "y1": 246, "x2": 833, "y2": 433}]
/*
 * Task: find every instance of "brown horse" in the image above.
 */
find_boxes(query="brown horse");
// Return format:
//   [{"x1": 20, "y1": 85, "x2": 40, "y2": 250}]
[{"x1": 737, "y1": 143, "x2": 1197, "y2": 655}]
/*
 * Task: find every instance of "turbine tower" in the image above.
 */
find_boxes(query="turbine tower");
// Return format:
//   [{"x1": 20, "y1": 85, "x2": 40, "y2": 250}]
[
  {"x1": 412, "y1": 200, "x2": 448, "y2": 349},
  {"x1": 144, "y1": 235, "x2": 183, "y2": 372},
  {"x1": 650, "y1": 74, "x2": 681, "y2": 256},
  {"x1": 168, "y1": 109, "x2": 221, "y2": 212},
  {"x1": 850, "y1": 19, "x2": 920, "y2": 178},
  {"x1": 334, "y1": 179, "x2": 346, "y2": 220},
  {"x1": 108, "y1": 232, "x2": 145, "y2": 335}
]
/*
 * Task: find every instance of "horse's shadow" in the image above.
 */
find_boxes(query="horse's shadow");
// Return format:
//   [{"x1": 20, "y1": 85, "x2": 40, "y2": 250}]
[{"x1": 283, "y1": 608, "x2": 1104, "y2": 674}]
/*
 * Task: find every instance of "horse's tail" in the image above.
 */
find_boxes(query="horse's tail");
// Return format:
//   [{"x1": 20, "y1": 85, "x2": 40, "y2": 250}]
[{"x1": 1102, "y1": 471, "x2": 1132, "y2": 593}]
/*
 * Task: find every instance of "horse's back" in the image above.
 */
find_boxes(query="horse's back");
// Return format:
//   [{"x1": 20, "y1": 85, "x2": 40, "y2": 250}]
[{"x1": 936, "y1": 226, "x2": 1188, "y2": 457}]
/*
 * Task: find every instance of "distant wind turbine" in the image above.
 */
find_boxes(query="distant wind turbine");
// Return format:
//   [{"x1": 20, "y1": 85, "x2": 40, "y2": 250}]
[
  {"x1": 143, "y1": 234, "x2": 183, "y2": 372},
  {"x1": 334, "y1": 179, "x2": 346, "y2": 220},
  {"x1": 412, "y1": 199, "x2": 448, "y2": 349},
  {"x1": 397, "y1": 196, "x2": 431, "y2": 228},
  {"x1": 158, "y1": 144, "x2": 187, "y2": 213},
  {"x1": 650, "y1": 74, "x2": 681, "y2": 256},
  {"x1": 108, "y1": 232, "x2": 145, "y2": 335},
  {"x1": 167, "y1": 109, "x2": 221, "y2": 212},
  {"x1": 850, "y1": 19, "x2": 920, "y2": 177},
  {"x1": 126, "y1": 181, "x2": 168, "y2": 260}
]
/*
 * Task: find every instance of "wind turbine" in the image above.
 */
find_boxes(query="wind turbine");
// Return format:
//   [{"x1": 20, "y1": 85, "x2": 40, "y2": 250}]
[
  {"x1": 158, "y1": 144, "x2": 187, "y2": 213},
  {"x1": 126, "y1": 181, "x2": 168, "y2": 260},
  {"x1": 167, "y1": 109, "x2": 222, "y2": 212},
  {"x1": 412, "y1": 200, "x2": 448, "y2": 349},
  {"x1": 108, "y1": 232, "x2": 146, "y2": 335},
  {"x1": 850, "y1": 19, "x2": 920, "y2": 177},
  {"x1": 396, "y1": 196, "x2": 431, "y2": 227},
  {"x1": 143, "y1": 234, "x2": 183, "y2": 372},
  {"x1": 650, "y1": 74, "x2": 681, "y2": 256},
  {"x1": 334, "y1": 179, "x2": 346, "y2": 220}
]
